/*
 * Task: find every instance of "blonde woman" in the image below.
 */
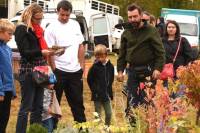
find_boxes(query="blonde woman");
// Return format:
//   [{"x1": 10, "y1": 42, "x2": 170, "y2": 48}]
[{"x1": 15, "y1": 3, "x2": 52, "y2": 133}]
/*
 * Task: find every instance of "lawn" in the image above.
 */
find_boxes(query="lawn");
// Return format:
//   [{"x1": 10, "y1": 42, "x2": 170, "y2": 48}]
[
  {"x1": 7, "y1": 54, "x2": 200, "y2": 133},
  {"x1": 7, "y1": 54, "x2": 128, "y2": 133}
]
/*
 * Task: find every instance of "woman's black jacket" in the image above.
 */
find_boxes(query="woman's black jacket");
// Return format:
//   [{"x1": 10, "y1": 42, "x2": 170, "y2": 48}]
[
  {"x1": 14, "y1": 24, "x2": 43, "y2": 61},
  {"x1": 162, "y1": 37, "x2": 194, "y2": 71}
]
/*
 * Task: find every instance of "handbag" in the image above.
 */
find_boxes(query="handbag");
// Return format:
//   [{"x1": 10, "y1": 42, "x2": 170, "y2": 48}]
[
  {"x1": 160, "y1": 37, "x2": 182, "y2": 80},
  {"x1": 32, "y1": 66, "x2": 56, "y2": 86},
  {"x1": 49, "y1": 90, "x2": 62, "y2": 118}
]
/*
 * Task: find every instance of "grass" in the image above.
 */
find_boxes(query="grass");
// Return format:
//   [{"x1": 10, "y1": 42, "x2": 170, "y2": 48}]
[
  {"x1": 7, "y1": 54, "x2": 199, "y2": 132},
  {"x1": 7, "y1": 54, "x2": 128, "y2": 133}
]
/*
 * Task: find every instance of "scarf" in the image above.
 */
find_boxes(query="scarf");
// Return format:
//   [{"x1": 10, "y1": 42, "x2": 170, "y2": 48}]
[{"x1": 32, "y1": 23, "x2": 48, "y2": 50}]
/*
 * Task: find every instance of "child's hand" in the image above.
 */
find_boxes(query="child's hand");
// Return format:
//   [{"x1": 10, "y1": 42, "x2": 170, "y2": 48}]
[
  {"x1": 0, "y1": 96, "x2": 4, "y2": 101},
  {"x1": 47, "y1": 84, "x2": 54, "y2": 89},
  {"x1": 48, "y1": 107, "x2": 53, "y2": 114}
]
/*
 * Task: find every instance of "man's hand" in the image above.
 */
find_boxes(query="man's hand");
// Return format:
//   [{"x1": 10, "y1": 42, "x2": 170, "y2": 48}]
[
  {"x1": 152, "y1": 69, "x2": 160, "y2": 79},
  {"x1": 42, "y1": 49, "x2": 54, "y2": 57},
  {"x1": 117, "y1": 71, "x2": 124, "y2": 82},
  {"x1": 0, "y1": 96, "x2": 4, "y2": 102},
  {"x1": 80, "y1": 62, "x2": 85, "y2": 71}
]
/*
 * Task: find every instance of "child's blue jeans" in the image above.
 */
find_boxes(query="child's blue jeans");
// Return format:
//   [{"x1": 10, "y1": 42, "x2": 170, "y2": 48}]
[{"x1": 42, "y1": 117, "x2": 54, "y2": 133}]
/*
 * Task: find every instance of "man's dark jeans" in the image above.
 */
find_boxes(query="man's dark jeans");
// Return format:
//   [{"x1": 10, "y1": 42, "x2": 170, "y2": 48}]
[
  {"x1": 16, "y1": 73, "x2": 44, "y2": 133},
  {"x1": 127, "y1": 68, "x2": 146, "y2": 108},
  {"x1": 54, "y1": 69, "x2": 86, "y2": 124}
]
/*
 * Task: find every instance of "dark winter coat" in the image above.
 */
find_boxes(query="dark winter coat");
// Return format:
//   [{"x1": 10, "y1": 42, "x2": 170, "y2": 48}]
[
  {"x1": 117, "y1": 24, "x2": 165, "y2": 72},
  {"x1": 87, "y1": 60, "x2": 114, "y2": 102},
  {"x1": 162, "y1": 37, "x2": 194, "y2": 71},
  {"x1": 15, "y1": 24, "x2": 43, "y2": 61}
]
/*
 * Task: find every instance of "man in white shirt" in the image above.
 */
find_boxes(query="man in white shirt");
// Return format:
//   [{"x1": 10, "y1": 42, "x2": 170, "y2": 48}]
[{"x1": 44, "y1": 0, "x2": 86, "y2": 126}]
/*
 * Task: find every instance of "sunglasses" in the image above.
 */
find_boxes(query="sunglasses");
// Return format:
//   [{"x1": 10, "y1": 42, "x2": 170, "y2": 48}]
[{"x1": 32, "y1": 16, "x2": 44, "y2": 21}]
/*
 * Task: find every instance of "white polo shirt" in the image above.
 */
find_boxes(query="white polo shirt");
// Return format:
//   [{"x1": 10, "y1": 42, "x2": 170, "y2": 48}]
[{"x1": 45, "y1": 19, "x2": 84, "y2": 72}]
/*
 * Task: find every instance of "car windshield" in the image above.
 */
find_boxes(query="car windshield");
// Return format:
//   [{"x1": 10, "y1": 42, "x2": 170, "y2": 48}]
[{"x1": 178, "y1": 23, "x2": 198, "y2": 36}]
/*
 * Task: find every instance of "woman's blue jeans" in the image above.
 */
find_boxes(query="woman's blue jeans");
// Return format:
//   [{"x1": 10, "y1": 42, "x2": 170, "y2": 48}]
[{"x1": 16, "y1": 73, "x2": 44, "y2": 133}]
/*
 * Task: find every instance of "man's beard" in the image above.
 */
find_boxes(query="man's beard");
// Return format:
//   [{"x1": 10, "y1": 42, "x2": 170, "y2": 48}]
[{"x1": 131, "y1": 20, "x2": 141, "y2": 29}]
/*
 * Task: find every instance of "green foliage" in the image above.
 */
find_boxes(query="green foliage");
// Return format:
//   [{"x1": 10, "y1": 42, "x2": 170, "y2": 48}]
[
  {"x1": 100, "y1": 0, "x2": 200, "y2": 20},
  {"x1": 27, "y1": 123, "x2": 48, "y2": 133},
  {"x1": 52, "y1": 79, "x2": 200, "y2": 132}
]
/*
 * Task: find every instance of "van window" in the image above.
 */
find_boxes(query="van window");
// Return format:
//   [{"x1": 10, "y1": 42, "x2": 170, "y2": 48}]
[
  {"x1": 114, "y1": 8, "x2": 119, "y2": 15},
  {"x1": 106, "y1": 5, "x2": 112, "y2": 13},
  {"x1": 179, "y1": 23, "x2": 198, "y2": 36},
  {"x1": 93, "y1": 17, "x2": 108, "y2": 34},
  {"x1": 91, "y1": 1, "x2": 98, "y2": 10}
]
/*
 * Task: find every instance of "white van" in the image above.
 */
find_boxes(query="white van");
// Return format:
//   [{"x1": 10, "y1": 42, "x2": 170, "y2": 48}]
[
  {"x1": 68, "y1": 0, "x2": 124, "y2": 52},
  {"x1": 7, "y1": 10, "x2": 90, "y2": 52},
  {"x1": 89, "y1": 13, "x2": 123, "y2": 52}
]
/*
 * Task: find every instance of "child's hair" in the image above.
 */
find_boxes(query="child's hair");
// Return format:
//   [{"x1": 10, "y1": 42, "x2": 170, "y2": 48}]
[
  {"x1": 94, "y1": 44, "x2": 107, "y2": 56},
  {"x1": 149, "y1": 15, "x2": 156, "y2": 26},
  {"x1": 21, "y1": 3, "x2": 43, "y2": 30},
  {"x1": 0, "y1": 18, "x2": 15, "y2": 33}
]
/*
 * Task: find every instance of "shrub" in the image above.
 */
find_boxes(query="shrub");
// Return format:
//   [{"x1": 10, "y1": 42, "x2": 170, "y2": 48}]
[{"x1": 27, "y1": 123, "x2": 48, "y2": 133}]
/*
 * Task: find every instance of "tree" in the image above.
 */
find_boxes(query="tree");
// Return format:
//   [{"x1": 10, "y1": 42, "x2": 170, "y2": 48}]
[
  {"x1": 100, "y1": 0, "x2": 199, "y2": 20},
  {"x1": 100, "y1": 0, "x2": 162, "y2": 19},
  {"x1": 192, "y1": 0, "x2": 200, "y2": 9}
]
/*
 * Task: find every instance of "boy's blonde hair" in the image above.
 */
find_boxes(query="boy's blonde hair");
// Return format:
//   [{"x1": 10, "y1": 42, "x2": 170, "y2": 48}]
[
  {"x1": 94, "y1": 44, "x2": 107, "y2": 56},
  {"x1": 0, "y1": 19, "x2": 15, "y2": 33},
  {"x1": 21, "y1": 3, "x2": 43, "y2": 30}
]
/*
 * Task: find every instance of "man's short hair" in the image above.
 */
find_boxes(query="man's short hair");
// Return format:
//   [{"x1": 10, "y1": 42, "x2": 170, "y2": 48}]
[
  {"x1": 57, "y1": 0, "x2": 72, "y2": 12},
  {"x1": 0, "y1": 19, "x2": 15, "y2": 33},
  {"x1": 127, "y1": 3, "x2": 142, "y2": 15},
  {"x1": 94, "y1": 44, "x2": 107, "y2": 56}
]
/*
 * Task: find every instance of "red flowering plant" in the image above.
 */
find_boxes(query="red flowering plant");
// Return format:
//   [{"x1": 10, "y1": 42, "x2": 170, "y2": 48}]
[
  {"x1": 176, "y1": 60, "x2": 200, "y2": 124},
  {"x1": 145, "y1": 80, "x2": 188, "y2": 133},
  {"x1": 127, "y1": 78, "x2": 189, "y2": 133}
]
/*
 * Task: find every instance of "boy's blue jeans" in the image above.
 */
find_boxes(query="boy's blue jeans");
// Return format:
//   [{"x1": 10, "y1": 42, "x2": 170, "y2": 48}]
[
  {"x1": 94, "y1": 100, "x2": 112, "y2": 126},
  {"x1": 42, "y1": 117, "x2": 54, "y2": 133}
]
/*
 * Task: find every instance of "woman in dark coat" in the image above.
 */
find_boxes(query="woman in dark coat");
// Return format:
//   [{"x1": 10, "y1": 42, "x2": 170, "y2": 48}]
[
  {"x1": 162, "y1": 20, "x2": 194, "y2": 72},
  {"x1": 162, "y1": 20, "x2": 194, "y2": 90}
]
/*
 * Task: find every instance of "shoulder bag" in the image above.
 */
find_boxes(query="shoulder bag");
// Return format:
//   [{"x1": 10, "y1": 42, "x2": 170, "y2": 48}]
[{"x1": 160, "y1": 37, "x2": 182, "y2": 80}]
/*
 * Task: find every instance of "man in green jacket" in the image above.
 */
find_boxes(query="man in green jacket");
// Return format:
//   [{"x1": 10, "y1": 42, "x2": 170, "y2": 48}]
[{"x1": 117, "y1": 3, "x2": 165, "y2": 108}]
